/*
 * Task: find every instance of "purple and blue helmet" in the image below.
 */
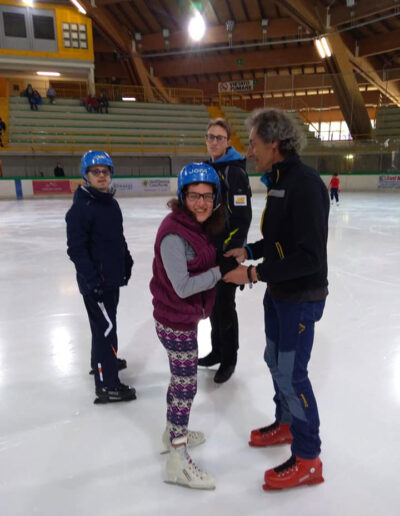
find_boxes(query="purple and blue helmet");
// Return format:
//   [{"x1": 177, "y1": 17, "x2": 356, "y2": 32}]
[{"x1": 177, "y1": 162, "x2": 220, "y2": 206}]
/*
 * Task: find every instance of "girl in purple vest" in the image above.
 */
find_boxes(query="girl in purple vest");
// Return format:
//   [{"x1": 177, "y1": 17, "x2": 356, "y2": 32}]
[{"x1": 150, "y1": 163, "x2": 237, "y2": 490}]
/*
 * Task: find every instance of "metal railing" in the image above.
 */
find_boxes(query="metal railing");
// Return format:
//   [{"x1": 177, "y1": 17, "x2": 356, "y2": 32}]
[
  {"x1": 5, "y1": 128, "x2": 207, "y2": 155},
  {"x1": 9, "y1": 80, "x2": 204, "y2": 105}
]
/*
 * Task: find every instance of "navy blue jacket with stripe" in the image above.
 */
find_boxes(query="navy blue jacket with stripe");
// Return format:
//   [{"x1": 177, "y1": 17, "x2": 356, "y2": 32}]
[
  {"x1": 207, "y1": 146, "x2": 252, "y2": 254},
  {"x1": 248, "y1": 154, "x2": 329, "y2": 301},
  {"x1": 65, "y1": 185, "x2": 133, "y2": 295}
]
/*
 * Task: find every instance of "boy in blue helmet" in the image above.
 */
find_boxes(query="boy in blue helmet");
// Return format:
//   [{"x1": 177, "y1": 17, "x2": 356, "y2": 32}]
[{"x1": 66, "y1": 150, "x2": 136, "y2": 404}]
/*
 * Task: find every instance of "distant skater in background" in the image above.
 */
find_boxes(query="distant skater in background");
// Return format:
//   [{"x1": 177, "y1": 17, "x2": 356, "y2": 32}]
[
  {"x1": 329, "y1": 172, "x2": 340, "y2": 206},
  {"x1": 150, "y1": 163, "x2": 236, "y2": 490},
  {"x1": 66, "y1": 150, "x2": 136, "y2": 404}
]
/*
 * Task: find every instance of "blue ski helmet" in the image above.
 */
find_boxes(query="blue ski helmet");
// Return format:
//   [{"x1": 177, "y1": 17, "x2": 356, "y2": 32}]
[
  {"x1": 177, "y1": 162, "x2": 220, "y2": 206},
  {"x1": 80, "y1": 150, "x2": 114, "y2": 178}
]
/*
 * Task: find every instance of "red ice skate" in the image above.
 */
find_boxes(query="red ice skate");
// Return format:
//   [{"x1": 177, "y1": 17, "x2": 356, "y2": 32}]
[
  {"x1": 263, "y1": 455, "x2": 324, "y2": 490},
  {"x1": 249, "y1": 422, "x2": 292, "y2": 447}
]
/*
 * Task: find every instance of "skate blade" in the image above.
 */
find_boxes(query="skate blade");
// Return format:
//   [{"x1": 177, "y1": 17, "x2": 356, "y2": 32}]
[
  {"x1": 164, "y1": 480, "x2": 215, "y2": 490},
  {"x1": 248, "y1": 439, "x2": 292, "y2": 447},
  {"x1": 262, "y1": 476, "x2": 324, "y2": 491},
  {"x1": 93, "y1": 395, "x2": 136, "y2": 404}
]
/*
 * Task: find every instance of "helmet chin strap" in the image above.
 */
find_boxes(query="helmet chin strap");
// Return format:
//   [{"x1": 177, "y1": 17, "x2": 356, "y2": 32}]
[{"x1": 213, "y1": 202, "x2": 221, "y2": 212}]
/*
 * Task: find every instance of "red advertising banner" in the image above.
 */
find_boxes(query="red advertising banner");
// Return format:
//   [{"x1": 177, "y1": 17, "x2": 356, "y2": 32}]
[{"x1": 32, "y1": 180, "x2": 84, "y2": 195}]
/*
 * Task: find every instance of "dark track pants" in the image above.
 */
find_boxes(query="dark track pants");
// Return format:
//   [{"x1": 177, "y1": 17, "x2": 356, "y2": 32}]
[
  {"x1": 83, "y1": 288, "x2": 120, "y2": 389},
  {"x1": 263, "y1": 290, "x2": 325, "y2": 459},
  {"x1": 210, "y1": 281, "x2": 239, "y2": 367},
  {"x1": 330, "y1": 188, "x2": 339, "y2": 202}
]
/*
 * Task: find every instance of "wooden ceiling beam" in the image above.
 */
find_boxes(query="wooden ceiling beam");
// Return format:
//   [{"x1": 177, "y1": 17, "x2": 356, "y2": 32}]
[
  {"x1": 245, "y1": 0, "x2": 262, "y2": 21},
  {"x1": 151, "y1": 45, "x2": 320, "y2": 77},
  {"x1": 80, "y1": 1, "x2": 159, "y2": 97},
  {"x1": 132, "y1": 0, "x2": 162, "y2": 33},
  {"x1": 330, "y1": 0, "x2": 399, "y2": 27},
  {"x1": 95, "y1": 0, "x2": 127, "y2": 5},
  {"x1": 274, "y1": 0, "x2": 323, "y2": 33},
  {"x1": 276, "y1": 1, "x2": 373, "y2": 138},
  {"x1": 324, "y1": 33, "x2": 373, "y2": 138},
  {"x1": 138, "y1": 17, "x2": 301, "y2": 53},
  {"x1": 358, "y1": 29, "x2": 400, "y2": 58},
  {"x1": 119, "y1": 3, "x2": 149, "y2": 34}
]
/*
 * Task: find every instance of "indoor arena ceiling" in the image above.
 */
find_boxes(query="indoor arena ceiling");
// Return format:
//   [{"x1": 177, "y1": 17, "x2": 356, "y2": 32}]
[{"x1": 75, "y1": 0, "x2": 400, "y2": 133}]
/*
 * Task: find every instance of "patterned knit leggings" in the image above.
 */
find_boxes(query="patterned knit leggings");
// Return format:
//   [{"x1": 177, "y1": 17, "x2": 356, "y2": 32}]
[{"x1": 155, "y1": 321, "x2": 198, "y2": 442}]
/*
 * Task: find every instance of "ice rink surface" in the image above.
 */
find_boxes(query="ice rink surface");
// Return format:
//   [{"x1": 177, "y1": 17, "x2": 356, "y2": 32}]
[{"x1": 0, "y1": 192, "x2": 399, "y2": 516}]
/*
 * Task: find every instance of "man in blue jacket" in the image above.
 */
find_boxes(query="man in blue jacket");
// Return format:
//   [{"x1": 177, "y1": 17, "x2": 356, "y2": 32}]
[
  {"x1": 198, "y1": 118, "x2": 252, "y2": 383},
  {"x1": 66, "y1": 151, "x2": 136, "y2": 404}
]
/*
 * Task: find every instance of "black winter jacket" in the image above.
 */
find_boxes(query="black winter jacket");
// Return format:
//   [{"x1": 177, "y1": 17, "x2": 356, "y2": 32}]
[
  {"x1": 248, "y1": 154, "x2": 329, "y2": 301},
  {"x1": 207, "y1": 146, "x2": 252, "y2": 253},
  {"x1": 65, "y1": 185, "x2": 133, "y2": 295}
]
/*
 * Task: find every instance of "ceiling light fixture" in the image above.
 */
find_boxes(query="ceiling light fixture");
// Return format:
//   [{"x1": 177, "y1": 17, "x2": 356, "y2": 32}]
[
  {"x1": 188, "y1": 11, "x2": 205, "y2": 42},
  {"x1": 314, "y1": 36, "x2": 331, "y2": 59},
  {"x1": 37, "y1": 71, "x2": 61, "y2": 76},
  {"x1": 122, "y1": 97, "x2": 136, "y2": 101},
  {"x1": 70, "y1": 0, "x2": 87, "y2": 15}
]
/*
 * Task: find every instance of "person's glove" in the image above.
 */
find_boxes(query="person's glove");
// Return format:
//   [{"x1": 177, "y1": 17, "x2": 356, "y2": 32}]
[
  {"x1": 92, "y1": 285, "x2": 104, "y2": 303},
  {"x1": 219, "y1": 256, "x2": 240, "y2": 276}
]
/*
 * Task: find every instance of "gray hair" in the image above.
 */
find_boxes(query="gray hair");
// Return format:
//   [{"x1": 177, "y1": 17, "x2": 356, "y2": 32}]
[{"x1": 246, "y1": 108, "x2": 306, "y2": 156}]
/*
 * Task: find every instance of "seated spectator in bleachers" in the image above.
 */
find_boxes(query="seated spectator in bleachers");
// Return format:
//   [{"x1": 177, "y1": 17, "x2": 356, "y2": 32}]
[
  {"x1": 23, "y1": 84, "x2": 37, "y2": 110},
  {"x1": 98, "y1": 92, "x2": 109, "y2": 114},
  {"x1": 0, "y1": 117, "x2": 6, "y2": 147},
  {"x1": 32, "y1": 90, "x2": 42, "y2": 110},
  {"x1": 47, "y1": 85, "x2": 56, "y2": 104},
  {"x1": 84, "y1": 94, "x2": 99, "y2": 113}
]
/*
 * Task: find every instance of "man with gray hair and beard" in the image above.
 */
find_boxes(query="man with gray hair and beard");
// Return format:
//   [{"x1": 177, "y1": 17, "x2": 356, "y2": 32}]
[{"x1": 223, "y1": 108, "x2": 329, "y2": 491}]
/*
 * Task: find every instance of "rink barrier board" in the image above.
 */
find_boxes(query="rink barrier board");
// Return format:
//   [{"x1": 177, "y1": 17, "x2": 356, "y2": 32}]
[{"x1": 0, "y1": 174, "x2": 399, "y2": 199}]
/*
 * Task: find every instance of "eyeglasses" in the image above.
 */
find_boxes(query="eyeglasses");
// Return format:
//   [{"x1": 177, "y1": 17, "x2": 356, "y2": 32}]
[
  {"x1": 205, "y1": 134, "x2": 228, "y2": 143},
  {"x1": 186, "y1": 192, "x2": 215, "y2": 203},
  {"x1": 88, "y1": 168, "x2": 111, "y2": 176}
]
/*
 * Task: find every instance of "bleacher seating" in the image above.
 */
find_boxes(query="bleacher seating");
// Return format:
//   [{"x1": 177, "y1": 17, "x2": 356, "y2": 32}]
[
  {"x1": 7, "y1": 97, "x2": 210, "y2": 153},
  {"x1": 222, "y1": 105, "x2": 320, "y2": 148},
  {"x1": 375, "y1": 106, "x2": 400, "y2": 139}
]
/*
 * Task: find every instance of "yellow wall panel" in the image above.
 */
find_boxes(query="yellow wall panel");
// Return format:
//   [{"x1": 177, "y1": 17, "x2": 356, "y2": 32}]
[{"x1": 0, "y1": 1, "x2": 93, "y2": 62}]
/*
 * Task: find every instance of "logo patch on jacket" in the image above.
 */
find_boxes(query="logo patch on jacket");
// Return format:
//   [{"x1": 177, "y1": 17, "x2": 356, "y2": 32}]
[
  {"x1": 234, "y1": 195, "x2": 247, "y2": 206},
  {"x1": 268, "y1": 189, "x2": 285, "y2": 198}
]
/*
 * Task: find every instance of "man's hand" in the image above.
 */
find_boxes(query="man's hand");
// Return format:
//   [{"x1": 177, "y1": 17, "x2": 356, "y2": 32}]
[
  {"x1": 222, "y1": 265, "x2": 249, "y2": 285},
  {"x1": 224, "y1": 247, "x2": 248, "y2": 263}
]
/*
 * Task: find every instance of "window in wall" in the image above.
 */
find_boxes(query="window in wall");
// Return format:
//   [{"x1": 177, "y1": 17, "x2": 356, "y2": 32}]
[
  {"x1": 3, "y1": 12, "x2": 27, "y2": 38},
  {"x1": 32, "y1": 15, "x2": 55, "y2": 40},
  {"x1": 62, "y1": 22, "x2": 87, "y2": 49}
]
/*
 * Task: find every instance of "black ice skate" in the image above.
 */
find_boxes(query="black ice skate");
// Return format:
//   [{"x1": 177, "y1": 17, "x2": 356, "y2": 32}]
[
  {"x1": 89, "y1": 357, "x2": 127, "y2": 375},
  {"x1": 94, "y1": 383, "x2": 136, "y2": 404}
]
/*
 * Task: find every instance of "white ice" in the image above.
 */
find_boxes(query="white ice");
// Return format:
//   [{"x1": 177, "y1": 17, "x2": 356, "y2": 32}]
[{"x1": 0, "y1": 192, "x2": 399, "y2": 516}]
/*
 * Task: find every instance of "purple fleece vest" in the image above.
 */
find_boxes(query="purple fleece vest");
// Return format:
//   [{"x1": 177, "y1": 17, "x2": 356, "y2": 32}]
[{"x1": 150, "y1": 209, "x2": 216, "y2": 331}]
